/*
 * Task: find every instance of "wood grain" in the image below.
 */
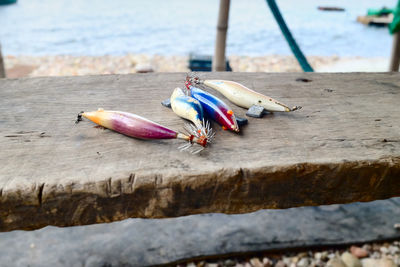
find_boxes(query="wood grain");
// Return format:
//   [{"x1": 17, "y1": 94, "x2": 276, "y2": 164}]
[{"x1": 0, "y1": 72, "x2": 399, "y2": 231}]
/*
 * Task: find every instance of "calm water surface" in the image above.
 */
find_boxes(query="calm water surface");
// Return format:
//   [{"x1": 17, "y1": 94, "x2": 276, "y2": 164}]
[{"x1": 0, "y1": 0, "x2": 396, "y2": 57}]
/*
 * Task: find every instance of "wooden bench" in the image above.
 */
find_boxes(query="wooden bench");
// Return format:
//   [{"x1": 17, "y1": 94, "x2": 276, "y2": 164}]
[{"x1": 0, "y1": 72, "x2": 399, "y2": 231}]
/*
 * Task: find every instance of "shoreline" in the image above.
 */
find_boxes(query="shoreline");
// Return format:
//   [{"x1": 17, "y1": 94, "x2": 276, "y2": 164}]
[{"x1": 3, "y1": 54, "x2": 389, "y2": 78}]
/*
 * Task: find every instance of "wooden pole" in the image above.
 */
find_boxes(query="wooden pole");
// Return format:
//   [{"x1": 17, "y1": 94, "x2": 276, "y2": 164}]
[
  {"x1": 0, "y1": 44, "x2": 5, "y2": 78},
  {"x1": 389, "y1": 32, "x2": 400, "y2": 71},
  {"x1": 212, "y1": 0, "x2": 230, "y2": 72}
]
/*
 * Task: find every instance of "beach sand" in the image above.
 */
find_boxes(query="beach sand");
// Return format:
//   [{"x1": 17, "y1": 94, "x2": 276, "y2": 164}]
[{"x1": 3, "y1": 54, "x2": 390, "y2": 78}]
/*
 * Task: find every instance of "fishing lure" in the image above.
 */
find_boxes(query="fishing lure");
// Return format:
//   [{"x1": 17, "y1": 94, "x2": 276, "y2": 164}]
[
  {"x1": 170, "y1": 87, "x2": 207, "y2": 131},
  {"x1": 189, "y1": 76, "x2": 301, "y2": 118},
  {"x1": 185, "y1": 79, "x2": 239, "y2": 132},
  {"x1": 75, "y1": 108, "x2": 210, "y2": 153}
]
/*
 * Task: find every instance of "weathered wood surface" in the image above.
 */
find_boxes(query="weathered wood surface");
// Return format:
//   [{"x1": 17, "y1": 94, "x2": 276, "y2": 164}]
[{"x1": 0, "y1": 72, "x2": 399, "y2": 231}]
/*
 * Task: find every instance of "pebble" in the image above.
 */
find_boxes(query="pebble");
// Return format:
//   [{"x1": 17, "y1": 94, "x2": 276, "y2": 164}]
[
  {"x1": 373, "y1": 243, "x2": 382, "y2": 251},
  {"x1": 328, "y1": 253, "x2": 336, "y2": 260},
  {"x1": 340, "y1": 252, "x2": 362, "y2": 267},
  {"x1": 297, "y1": 258, "x2": 309, "y2": 267},
  {"x1": 262, "y1": 257, "x2": 272, "y2": 267},
  {"x1": 326, "y1": 257, "x2": 346, "y2": 267},
  {"x1": 275, "y1": 260, "x2": 286, "y2": 267},
  {"x1": 362, "y1": 244, "x2": 372, "y2": 252},
  {"x1": 380, "y1": 247, "x2": 389, "y2": 254},
  {"x1": 371, "y1": 251, "x2": 381, "y2": 259},
  {"x1": 224, "y1": 259, "x2": 236, "y2": 266},
  {"x1": 350, "y1": 245, "x2": 369, "y2": 258},
  {"x1": 249, "y1": 257, "x2": 262, "y2": 267},
  {"x1": 388, "y1": 245, "x2": 399, "y2": 255},
  {"x1": 291, "y1": 256, "x2": 299, "y2": 263},
  {"x1": 282, "y1": 257, "x2": 292, "y2": 266},
  {"x1": 314, "y1": 252, "x2": 323, "y2": 260},
  {"x1": 297, "y1": 252, "x2": 308, "y2": 258},
  {"x1": 361, "y1": 258, "x2": 397, "y2": 267},
  {"x1": 180, "y1": 241, "x2": 400, "y2": 267}
]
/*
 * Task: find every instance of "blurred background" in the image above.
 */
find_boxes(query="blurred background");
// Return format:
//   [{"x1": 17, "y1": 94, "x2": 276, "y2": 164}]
[{"x1": 0, "y1": 0, "x2": 397, "y2": 77}]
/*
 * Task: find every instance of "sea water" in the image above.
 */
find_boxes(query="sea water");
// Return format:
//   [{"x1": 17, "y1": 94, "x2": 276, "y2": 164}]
[{"x1": 0, "y1": 0, "x2": 396, "y2": 57}]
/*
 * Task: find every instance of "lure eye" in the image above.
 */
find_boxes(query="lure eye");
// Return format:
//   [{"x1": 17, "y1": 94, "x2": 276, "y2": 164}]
[
  {"x1": 227, "y1": 110, "x2": 233, "y2": 115},
  {"x1": 222, "y1": 126, "x2": 227, "y2": 130}
]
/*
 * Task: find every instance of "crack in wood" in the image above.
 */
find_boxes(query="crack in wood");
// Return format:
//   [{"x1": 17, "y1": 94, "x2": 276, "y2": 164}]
[
  {"x1": 106, "y1": 177, "x2": 112, "y2": 198},
  {"x1": 37, "y1": 183, "x2": 44, "y2": 206},
  {"x1": 128, "y1": 173, "x2": 135, "y2": 193}
]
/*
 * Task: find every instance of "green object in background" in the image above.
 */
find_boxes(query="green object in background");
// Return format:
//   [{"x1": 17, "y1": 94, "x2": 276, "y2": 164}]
[
  {"x1": 0, "y1": 0, "x2": 17, "y2": 5},
  {"x1": 367, "y1": 7, "x2": 394, "y2": 16},
  {"x1": 265, "y1": 0, "x2": 314, "y2": 72},
  {"x1": 389, "y1": 1, "x2": 400, "y2": 34}
]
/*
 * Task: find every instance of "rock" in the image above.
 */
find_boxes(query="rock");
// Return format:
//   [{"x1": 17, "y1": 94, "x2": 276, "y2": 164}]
[
  {"x1": 327, "y1": 258, "x2": 346, "y2": 267},
  {"x1": 362, "y1": 244, "x2": 372, "y2": 252},
  {"x1": 223, "y1": 259, "x2": 236, "y2": 266},
  {"x1": 328, "y1": 253, "x2": 337, "y2": 260},
  {"x1": 275, "y1": 260, "x2": 286, "y2": 267},
  {"x1": 340, "y1": 252, "x2": 361, "y2": 267},
  {"x1": 314, "y1": 252, "x2": 323, "y2": 260},
  {"x1": 394, "y1": 256, "x2": 400, "y2": 266},
  {"x1": 297, "y1": 252, "x2": 308, "y2": 258},
  {"x1": 317, "y1": 251, "x2": 329, "y2": 261},
  {"x1": 370, "y1": 251, "x2": 381, "y2": 259},
  {"x1": 249, "y1": 258, "x2": 263, "y2": 267},
  {"x1": 282, "y1": 256, "x2": 292, "y2": 266},
  {"x1": 297, "y1": 258, "x2": 310, "y2": 267},
  {"x1": 350, "y1": 246, "x2": 369, "y2": 258},
  {"x1": 361, "y1": 258, "x2": 396, "y2": 267},
  {"x1": 388, "y1": 245, "x2": 399, "y2": 255},
  {"x1": 380, "y1": 246, "x2": 389, "y2": 254},
  {"x1": 291, "y1": 256, "x2": 299, "y2": 264},
  {"x1": 262, "y1": 257, "x2": 272, "y2": 267}
]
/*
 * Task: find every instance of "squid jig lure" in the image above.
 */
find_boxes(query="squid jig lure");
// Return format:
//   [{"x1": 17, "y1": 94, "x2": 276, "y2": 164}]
[
  {"x1": 75, "y1": 108, "x2": 211, "y2": 154},
  {"x1": 185, "y1": 78, "x2": 240, "y2": 132},
  {"x1": 170, "y1": 87, "x2": 209, "y2": 130},
  {"x1": 188, "y1": 76, "x2": 301, "y2": 118}
]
